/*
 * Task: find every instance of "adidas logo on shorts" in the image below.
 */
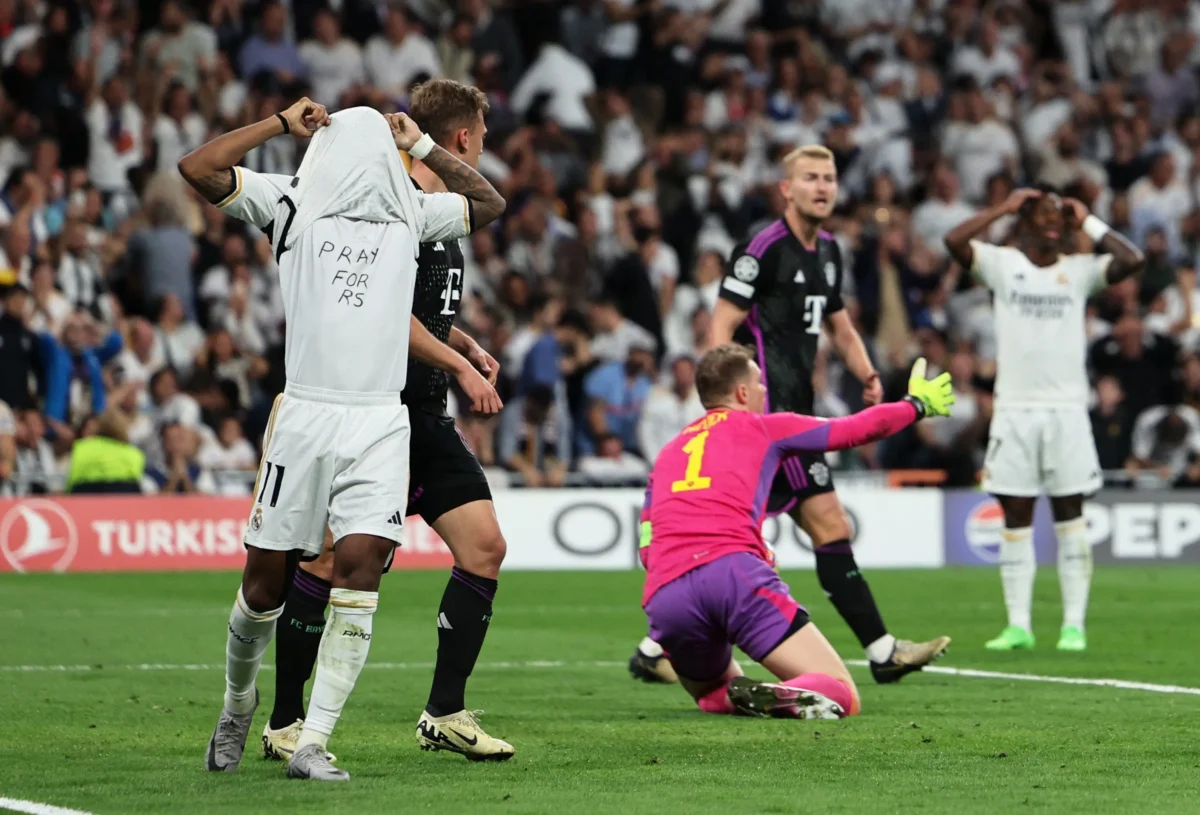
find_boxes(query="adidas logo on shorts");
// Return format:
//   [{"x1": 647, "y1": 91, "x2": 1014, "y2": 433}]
[{"x1": 386, "y1": 511, "x2": 404, "y2": 525}]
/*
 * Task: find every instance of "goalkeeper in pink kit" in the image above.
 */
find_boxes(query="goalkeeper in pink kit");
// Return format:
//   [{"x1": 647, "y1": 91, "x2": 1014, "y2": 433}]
[{"x1": 640, "y1": 344, "x2": 954, "y2": 719}]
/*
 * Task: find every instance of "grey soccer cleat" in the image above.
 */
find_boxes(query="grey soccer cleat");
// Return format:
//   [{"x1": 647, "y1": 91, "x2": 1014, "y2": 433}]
[
  {"x1": 287, "y1": 742, "x2": 350, "y2": 781},
  {"x1": 726, "y1": 676, "x2": 845, "y2": 720},
  {"x1": 204, "y1": 690, "x2": 259, "y2": 772}
]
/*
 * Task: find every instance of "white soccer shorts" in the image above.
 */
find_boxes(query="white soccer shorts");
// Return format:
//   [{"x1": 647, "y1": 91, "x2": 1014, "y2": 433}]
[
  {"x1": 981, "y1": 405, "x2": 1102, "y2": 498},
  {"x1": 243, "y1": 383, "x2": 411, "y2": 556}
]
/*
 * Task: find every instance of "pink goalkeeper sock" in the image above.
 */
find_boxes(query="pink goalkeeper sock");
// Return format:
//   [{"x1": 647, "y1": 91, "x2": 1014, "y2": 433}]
[
  {"x1": 696, "y1": 684, "x2": 735, "y2": 715},
  {"x1": 783, "y1": 673, "x2": 853, "y2": 716}
]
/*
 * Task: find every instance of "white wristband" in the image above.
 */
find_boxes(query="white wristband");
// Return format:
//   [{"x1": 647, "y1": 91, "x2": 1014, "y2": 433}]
[
  {"x1": 408, "y1": 132, "x2": 435, "y2": 161},
  {"x1": 1082, "y1": 214, "x2": 1110, "y2": 243}
]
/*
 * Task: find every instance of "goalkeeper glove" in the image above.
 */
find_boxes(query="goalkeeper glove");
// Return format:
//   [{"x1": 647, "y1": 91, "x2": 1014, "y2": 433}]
[{"x1": 903, "y1": 357, "x2": 955, "y2": 418}]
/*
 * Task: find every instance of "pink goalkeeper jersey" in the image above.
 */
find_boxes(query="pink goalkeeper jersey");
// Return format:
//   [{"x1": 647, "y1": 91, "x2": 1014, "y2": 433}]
[{"x1": 640, "y1": 403, "x2": 919, "y2": 605}]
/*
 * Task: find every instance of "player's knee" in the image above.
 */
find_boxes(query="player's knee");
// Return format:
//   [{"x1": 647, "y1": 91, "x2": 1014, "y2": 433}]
[
  {"x1": 241, "y1": 573, "x2": 285, "y2": 612},
  {"x1": 998, "y1": 496, "x2": 1036, "y2": 528},
  {"x1": 1050, "y1": 495, "x2": 1083, "y2": 521},
  {"x1": 302, "y1": 553, "x2": 334, "y2": 584},
  {"x1": 457, "y1": 530, "x2": 506, "y2": 578},
  {"x1": 331, "y1": 537, "x2": 393, "y2": 591}
]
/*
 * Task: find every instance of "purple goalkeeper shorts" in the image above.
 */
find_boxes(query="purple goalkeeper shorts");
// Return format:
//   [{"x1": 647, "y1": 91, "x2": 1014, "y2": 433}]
[{"x1": 644, "y1": 552, "x2": 809, "y2": 682}]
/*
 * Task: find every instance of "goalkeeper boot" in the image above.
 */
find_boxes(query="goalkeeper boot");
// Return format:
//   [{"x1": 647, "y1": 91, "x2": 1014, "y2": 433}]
[
  {"x1": 726, "y1": 677, "x2": 844, "y2": 720},
  {"x1": 628, "y1": 638, "x2": 679, "y2": 684},
  {"x1": 985, "y1": 625, "x2": 1036, "y2": 651},
  {"x1": 287, "y1": 743, "x2": 349, "y2": 782},
  {"x1": 870, "y1": 636, "x2": 952, "y2": 684},
  {"x1": 204, "y1": 690, "x2": 258, "y2": 772},
  {"x1": 416, "y1": 710, "x2": 515, "y2": 761},
  {"x1": 1057, "y1": 626, "x2": 1087, "y2": 652},
  {"x1": 262, "y1": 719, "x2": 336, "y2": 763}
]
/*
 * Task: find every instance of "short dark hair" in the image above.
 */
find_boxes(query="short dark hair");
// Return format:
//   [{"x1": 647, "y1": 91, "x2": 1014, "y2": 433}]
[
  {"x1": 409, "y1": 79, "x2": 490, "y2": 146},
  {"x1": 695, "y1": 344, "x2": 756, "y2": 408}
]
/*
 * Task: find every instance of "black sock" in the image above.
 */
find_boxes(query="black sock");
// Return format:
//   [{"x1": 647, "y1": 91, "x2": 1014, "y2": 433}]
[
  {"x1": 814, "y1": 540, "x2": 888, "y2": 651},
  {"x1": 269, "y1": 570, "x2": 330, "y2": 730},
  {"x1": 426, "y1": 567, "x2": 497, "y2": 717}
]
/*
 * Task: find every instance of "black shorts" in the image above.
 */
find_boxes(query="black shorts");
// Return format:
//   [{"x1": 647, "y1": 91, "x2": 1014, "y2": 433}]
[
  {"x1": 407, "y1": 405, "x2": 493, "y2": 525},
  {"x1": 765, "y1": 452, "x2": 836, "y2": 517}
]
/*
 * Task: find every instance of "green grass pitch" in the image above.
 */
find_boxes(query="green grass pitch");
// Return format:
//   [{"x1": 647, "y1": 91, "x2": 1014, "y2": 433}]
[{"x1": 1, "y1": 567, "x2": 1197, "y2": 815}]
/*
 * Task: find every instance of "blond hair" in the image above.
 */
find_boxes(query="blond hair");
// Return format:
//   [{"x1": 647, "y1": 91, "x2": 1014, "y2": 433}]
[{"x1": 782, "y1": 144, "x2": 835, "y2": 176}]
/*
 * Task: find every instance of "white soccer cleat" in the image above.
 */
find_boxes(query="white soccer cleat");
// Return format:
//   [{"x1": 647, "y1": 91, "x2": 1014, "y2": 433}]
[
  {"x1": 262, "y1": 719, "x2": 336, "y2": 763},
  {"x1": 287, "y1": 743, "x2": 349, "y2": 782},
  {"x1": 416, "y1": 710, "x2": 515, "y2": 761}
]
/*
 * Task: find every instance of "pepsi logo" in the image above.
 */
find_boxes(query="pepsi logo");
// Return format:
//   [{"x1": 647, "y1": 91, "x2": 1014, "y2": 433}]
[
  {"x1": 963, "y1": 499, "x2": 1005, "y2": 564},
  {"x1": 0, "y1": 500, "x2": 79, "y2": 573}
]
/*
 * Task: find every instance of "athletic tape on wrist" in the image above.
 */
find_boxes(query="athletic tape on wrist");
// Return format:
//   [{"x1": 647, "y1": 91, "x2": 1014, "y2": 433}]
[
  {"x1": 1082, "y1": 215, "x2": 1110, "y2": 243},
  {"x1": 409, "y1": 132, "x2": 435, "y2": 161}
]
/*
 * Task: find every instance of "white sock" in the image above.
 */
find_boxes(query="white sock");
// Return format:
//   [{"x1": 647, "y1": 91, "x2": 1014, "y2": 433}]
[
  {"x1": 638, "y1": 636, "x2": 663, "y2": 658},
  {"x1": 1055, "y1": 518, "x2": 1092, "y2": 631},
  {"x1": 296, "y1": 588, "x2": 379, "y2": 751},
  {"x1": 224, "y1": 588, "x2": 282, "y2": 714},
  {"x1": 999, "y1": 526, "x2": 1036, "y2": 633},
  {"x1": 865, "y1": 634, "x2": 896, "y2": 664}
]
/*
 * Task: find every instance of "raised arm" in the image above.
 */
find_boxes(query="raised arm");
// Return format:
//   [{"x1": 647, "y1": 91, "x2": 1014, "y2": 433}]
[
  {"x1": 943, "y1": 188, "x2": 1040, "y2": 269},
  {"x1": 385, "y1": 112, "x2": 506, "y2": 228},
  {"x1": 1063, "y1": 198, "x2": 1145, "y2": 285},
  {"x1": 178, "y1": 97, "x2": 329, "y2": 203}
]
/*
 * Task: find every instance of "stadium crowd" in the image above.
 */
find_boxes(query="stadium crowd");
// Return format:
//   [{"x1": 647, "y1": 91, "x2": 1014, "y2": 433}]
[{"x1": 3, "y1": 0, "x2": 1200, "y2": 495}]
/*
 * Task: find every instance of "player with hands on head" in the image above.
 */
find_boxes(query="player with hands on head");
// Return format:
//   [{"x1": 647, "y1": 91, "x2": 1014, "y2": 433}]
[{"x1": 944, "y1": 186, "x2": 1144, "y2": 653}]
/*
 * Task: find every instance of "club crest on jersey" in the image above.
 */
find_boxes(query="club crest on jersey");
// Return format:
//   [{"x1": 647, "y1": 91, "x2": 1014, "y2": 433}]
[
  {"x1": 823, "y1": 262, "x2": 837, "y2": 287},
  {"x1": 250, "y1": 507, "x2": 263, "y2": 532},
  {"x1": 733, "y1": 256, "x2": 759, "y2": 282},
  {"x1": 808, "y1": 461, "x2": 830, "y2": 487}
]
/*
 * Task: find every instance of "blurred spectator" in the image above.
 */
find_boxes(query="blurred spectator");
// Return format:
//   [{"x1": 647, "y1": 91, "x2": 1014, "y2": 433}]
[
  {"x1": 140, "y1": 0, "x2": 218, "y2": 92},
  {"x1": 584, "y1": 341, "x2": 654, "y2": 456},
  {"x1": 1146, "y1": 267, "x2": 1200, "y2": 353},
  {"x1": 511, "y1": 29, "x2": 596, "y2": 134},
  {"x1": 498, "y1": 384, "x2": 570, "y2": 487},
  {"x1": 0, "y1": 284, "x2": 40, "y2": 410},
  {"x1": 437, "y1": 14, "x2": 476, "y2": 85},
  {"x1": 637, "y1": 353, "x2": 705, "y2": 463},
  {"x1": 25, "y1": 261, "x2": 72, "y2": 335},
  {"x1": 57, "y1": 219, "x2": 107, "y2": 318},
  {"x1": 588, "y1": 296, "x2": 656, "y2": 365},
  {"x1": 112, "y1": 317, "x2": 163, "y2": 395},
  {"x1": 515, "y1": 293, "x2": 563, "y2": 395},
  {"x1": 460, "y1": 0, "x2": 524, "y2": 90},
  {"x1": 1128, "y1": 153, "x2": 1189, "y2": 261},
  {"x1": 65, "y1": 408, "x2": 144, "y2": 494},
  {"x1": 1091, "y1": 375, "x2": 1135, "y2": 472},
  {"x1": 86, "y1": 77, "x2": 144, "y2": 202},
  {"x1": 364, "y1": 7, "x2": 441, "y2": 100},
  {"x1": 911, "y1": 162, "x2": 975, "y2": 257},
  {"x1": 145, "y1": 422, "x2": 215, "y2": 494},
  {"x1": 578, "y1": 432, "x2": 650, "y2": 483},
  {"x1": 1091, "y1": 313, "x2": 1181, "y2": 420},
  {"x1": 942, "y1": 85, "x2": 1019, "y2": 204},
  {"x1": 40, "y1": 313, "x2": 122, "y2": 425},
  {"x1": 11, "y1": 407, "x2": 56, "y2": 495},
  {"x1": 199, "y1": 415, "x2": 257, "y2": 494},
  {"x1": 239, "y1": 0, "x2": 305, "y2": 85},
  {"x1": 151, "y1": 293, "x2": 205, "y2": 379},
  {"x1": 299, "y1": 7, "x2": 364, "y2": 110},
  {"x1": 1127, "y1": 404, "x2": 1200, "y2": 485},
  {"x1": 148, "y1": 367, "x2": 201, "y2": 432},
  {"x1": 152, "y1": 83, "x2": 207, "y2": 173}
]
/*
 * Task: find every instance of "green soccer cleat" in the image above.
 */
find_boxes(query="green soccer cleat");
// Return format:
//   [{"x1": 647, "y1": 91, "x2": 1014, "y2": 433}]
[
  {"x1": 985, "y1": 625, "x2": 1035, "y2": 651},
  {"x1": 1057, "y1": 626, "x2": 1087, "y2": 652}
]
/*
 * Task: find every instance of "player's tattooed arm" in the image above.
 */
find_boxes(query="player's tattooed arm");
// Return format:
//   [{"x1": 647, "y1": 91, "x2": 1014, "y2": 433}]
[
  {"x1": 944, "y1": 188, "x2": 1042, "y2": 269},
  {"x1": 409, "y1": 316, "x2": 502, "y2": 414},
  {"x1": 386, "y1": 112, "x2": 506, "y2": 228},
  {"x1": 1062, "y1": 199, "x2": 1145, "y2": 284},
  {"x1": 419, "y1": 145, "x2": 506, "y2": 228},
  {"x1": 178, "y1": 97, "x2": 329, "y2": 203}
]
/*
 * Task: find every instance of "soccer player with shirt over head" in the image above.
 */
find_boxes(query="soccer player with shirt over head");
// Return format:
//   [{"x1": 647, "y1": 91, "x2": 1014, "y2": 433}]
[
  {"x1": 633, "y1": 144, "x2": 951, "y2": 686},
  {"x1": 640, "y1": 344, "x2": 954, "y2": 719},
  {"x1": 178, "y1": 98, "x2": 505, "y2": 781},
  {"x1": 944, "y1": 188, "x2": 1145, "y2": 653}
]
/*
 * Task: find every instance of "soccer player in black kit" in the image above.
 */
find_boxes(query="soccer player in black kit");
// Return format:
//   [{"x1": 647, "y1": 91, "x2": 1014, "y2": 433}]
[
  {"x1": 631, "y1": 145, "x2": 950, "y2": 684},
  {"x1": 264, "y1": 80, "x2": 515, "y2": 761}
]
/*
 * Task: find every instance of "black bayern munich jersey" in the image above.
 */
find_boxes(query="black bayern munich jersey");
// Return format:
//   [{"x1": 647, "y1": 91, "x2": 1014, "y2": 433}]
[
  {"x1": 401, "y1": 180, "x2": 466, "y2": 412},
  {"x1": 719, "y1": 219, "x2": 845, "y2": 415}
]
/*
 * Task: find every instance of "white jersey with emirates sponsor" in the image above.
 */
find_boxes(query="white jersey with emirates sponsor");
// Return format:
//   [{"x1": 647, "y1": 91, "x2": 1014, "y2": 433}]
[
  {"x1": 970, "y1": 240, "x2": 1112, "y2": 409},
  {"x1": 218, "y1": 165, "x2": 470, "y2": 395}
]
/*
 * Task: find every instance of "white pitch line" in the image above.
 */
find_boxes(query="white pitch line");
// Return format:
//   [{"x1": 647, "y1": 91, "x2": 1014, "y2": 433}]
[
  {"x1": 1, "y1": 659, "x2": 1198, "y2": 697},
  {"x1": 0, "y1": 797, "x2": 95, "y2": 815}
]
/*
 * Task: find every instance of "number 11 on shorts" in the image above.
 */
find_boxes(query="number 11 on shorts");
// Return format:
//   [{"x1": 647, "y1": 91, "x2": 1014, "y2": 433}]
[
  {"x1": 671, "y1": 431, "x2": 712, "y2": 493},
  {"x1": 257, "y1": 461, "x2": 286, "y2": 507}
]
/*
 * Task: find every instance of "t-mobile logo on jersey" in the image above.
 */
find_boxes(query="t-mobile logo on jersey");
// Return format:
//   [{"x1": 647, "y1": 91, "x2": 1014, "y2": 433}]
[
  {"x1": 440, "y1": 267, "x2": 462, "y2": 315},
  {"x1": 804, "y1": 295, "x2": 827, "y2": 334}
]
